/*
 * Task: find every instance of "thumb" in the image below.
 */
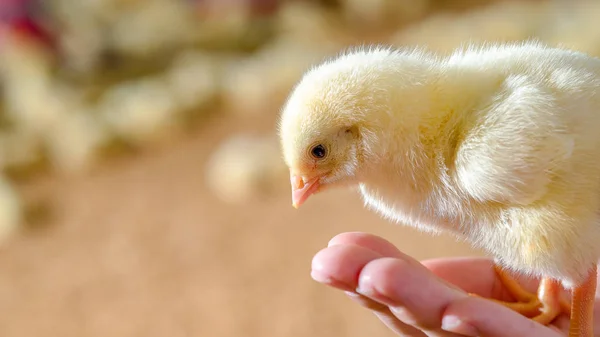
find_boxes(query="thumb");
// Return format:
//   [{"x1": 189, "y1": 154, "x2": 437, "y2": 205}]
[{"x1": 440, "y1": 296, "x2": 562, "y2": 337}]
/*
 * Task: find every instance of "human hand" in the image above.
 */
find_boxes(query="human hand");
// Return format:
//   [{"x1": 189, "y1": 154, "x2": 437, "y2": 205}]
[{"x1": 310, "y1": 232, "x2": 594, "y2": 336}]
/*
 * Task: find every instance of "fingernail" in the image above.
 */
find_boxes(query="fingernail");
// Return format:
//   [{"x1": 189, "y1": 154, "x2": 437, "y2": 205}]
[
  {"x1": 355, "y1": 285, "x2": 372, "y2": 298},
  {"x1": 356, "y1": 285, "x2": 397, "y2": 305},
  {"x1": 441, "y1": 315, "x2": 478, "y2": 337},
  {"x1": 345, "y1": 291, "x2": 360, "y2": 298},
  {"x1": 311, "y1": 271, "x2": 355, "y2": 291},
  {"x1": 327, "y1": 239, "x2": 340, "y2": 247},
  {"x1": 310, "y1": 270, "x2": 330, "y2": 283},
  {"x1": 355, "y1": 274, "x2": 374, "y2": 296}
]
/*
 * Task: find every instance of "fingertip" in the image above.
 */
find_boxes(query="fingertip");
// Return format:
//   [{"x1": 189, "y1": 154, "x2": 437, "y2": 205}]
[
  {"x1": 356, "y1": 257, "x2": 413, "y2": 302},
  {"x1": 310, "y1": 246, "x2": 331, "y2": 271},
  {"x1": 327, "y1": 232, "x2": 405, "y2": 258},
  {"x1": 311, "y1": 247, "x2": 355, "y2": 291},
  {"x1": 440, "y1": 315, "x2": 479, "y2": 337},
  {"x1": 311, "y1": 244, "x2": 382, "y2": 291},
  {"x1": 327, "y1": 232, "x2": 371, "y2": 247}
]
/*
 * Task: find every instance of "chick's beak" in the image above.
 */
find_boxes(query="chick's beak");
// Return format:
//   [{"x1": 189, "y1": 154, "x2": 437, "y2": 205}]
[{"x1": 290, "y1": 173, "x2": 321, "y2": 209}]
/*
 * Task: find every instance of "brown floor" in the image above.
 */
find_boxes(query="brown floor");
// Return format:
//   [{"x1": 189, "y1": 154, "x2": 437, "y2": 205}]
[{"x1": 0, "y1": 112, "x2": 481, "y2": 337}]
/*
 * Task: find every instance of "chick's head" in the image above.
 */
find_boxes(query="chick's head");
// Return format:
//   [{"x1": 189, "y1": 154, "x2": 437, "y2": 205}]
[{"x1": 278, "y1": 48, "x2": 400, "y2": 208}]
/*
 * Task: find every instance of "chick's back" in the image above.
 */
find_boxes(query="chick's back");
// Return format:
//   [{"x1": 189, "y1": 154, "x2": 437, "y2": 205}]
[{"x1": 446, "y1": 43, "x2": 600, "y2": 285}]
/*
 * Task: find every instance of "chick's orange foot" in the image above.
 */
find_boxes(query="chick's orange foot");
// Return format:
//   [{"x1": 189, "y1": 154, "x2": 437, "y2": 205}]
[
  {"x1": 469, "y1": 265, "x2": 567, "y2": 325},
  {"x1": 469, "y1": 265, "x2": 598, "y2": 337}
]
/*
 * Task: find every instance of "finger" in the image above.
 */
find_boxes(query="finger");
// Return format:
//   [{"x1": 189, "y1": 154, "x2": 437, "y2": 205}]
[
  {"x1": 423, "y1": 257, "x2": 541, "y2": 300},
  {"x1": 311, "y1": 244, "x2": 383, "y2": 291},
  {"x1": 312, "y1": 244, "x2": 428, "y2": 336},
  {"x1": 328, "y1": 234, "x2": 541, "y2": 301},
  {"x1": 355, "y1": 256, "x2": 468, "y2": 334},
  {"x1": 441, "y1": 295, "x2": 562, "y2": 337},
  {"x1": 345, "y1": 291, "x2": 427, "y2": 337}
]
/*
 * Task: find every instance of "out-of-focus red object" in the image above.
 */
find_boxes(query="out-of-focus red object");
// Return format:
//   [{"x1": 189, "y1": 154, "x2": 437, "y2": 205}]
[{"x1": 0, "y1": 0, "x2": 55, "y2": 50}]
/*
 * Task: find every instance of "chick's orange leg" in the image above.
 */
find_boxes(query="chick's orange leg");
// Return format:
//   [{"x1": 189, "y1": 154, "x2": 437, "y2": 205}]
[{"x1": 568, "y1": 265, "x2": 597, "y2": 337}]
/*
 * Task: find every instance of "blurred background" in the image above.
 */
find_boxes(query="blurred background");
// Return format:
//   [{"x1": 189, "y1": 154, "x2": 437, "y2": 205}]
[{"x1": 0, "y1": 0, "x2": 596, "y2": 336}]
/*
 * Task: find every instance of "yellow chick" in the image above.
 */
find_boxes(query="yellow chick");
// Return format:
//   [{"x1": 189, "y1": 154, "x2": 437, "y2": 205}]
[{"x1": 278, "y1": 41, "x2": 600, "y2": 337}]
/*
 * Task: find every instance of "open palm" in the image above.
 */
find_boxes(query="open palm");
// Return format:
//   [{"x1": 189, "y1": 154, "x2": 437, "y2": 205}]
[{"x1": 311, "y1": 232, "x2": 600, "y2": 336}]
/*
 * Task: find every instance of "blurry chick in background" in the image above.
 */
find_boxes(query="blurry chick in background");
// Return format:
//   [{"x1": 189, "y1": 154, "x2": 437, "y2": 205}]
[{"x1": 278, "y1": 41, "x2": 600, "y2": 337}]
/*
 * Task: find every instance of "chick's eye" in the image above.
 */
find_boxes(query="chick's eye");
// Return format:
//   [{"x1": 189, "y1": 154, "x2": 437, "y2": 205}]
[{"x1": 310, "y1": 144, "x2": 327, "y2": 159}]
